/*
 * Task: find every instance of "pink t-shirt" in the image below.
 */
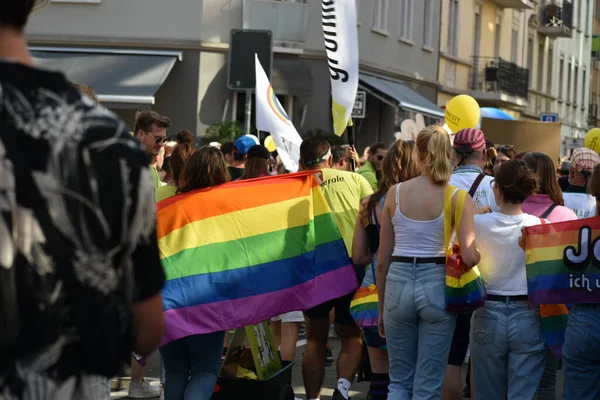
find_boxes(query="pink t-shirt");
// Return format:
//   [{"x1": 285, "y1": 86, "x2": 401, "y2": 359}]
[{"x1": 522, "y1": 194, "x2": 578, "y2": 223}]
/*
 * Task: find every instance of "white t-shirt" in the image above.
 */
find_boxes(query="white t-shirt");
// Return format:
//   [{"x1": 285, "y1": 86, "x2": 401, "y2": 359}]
[
  {"x1": 563, "y1": 192, "x2": 597, "y2": 219},
  {"x1": 449, "y1": 170, "x2": 498, "y2": 211},
  {"x1": 474, "y1": 213, "x2": 545, "y2": 295}
]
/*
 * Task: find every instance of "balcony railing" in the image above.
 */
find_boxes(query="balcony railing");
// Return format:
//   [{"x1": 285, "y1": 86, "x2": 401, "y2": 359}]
[
  {"x1": 245, "y1": 0, "x2": 310, "y2": 48},
  {"x1": 488, "y1": 0, "x2": 534, "y2": 9},
  {"x1": 539, "y1": 0, "x2": 573, "y2": 38},
  {"x1": 589, "y1": 103, "x2": 599, "y2": 127},
  {"x1": 470, "y1": 57, "x2": 529, "y2": 101}
]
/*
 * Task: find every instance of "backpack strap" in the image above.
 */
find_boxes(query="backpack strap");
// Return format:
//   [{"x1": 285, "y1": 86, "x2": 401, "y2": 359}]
[
  {"x1": 468, "y1": 173, "x2": 485, "y2": 198},
  {"x1": 540, "y1": 204, "x2": 558, "y2": 219},
  {"x1": 395, "y1": 183, "x2": 401, "y2": 209}
]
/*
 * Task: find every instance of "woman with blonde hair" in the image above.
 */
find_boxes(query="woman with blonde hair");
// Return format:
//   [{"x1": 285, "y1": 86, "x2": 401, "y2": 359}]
[
  {"x1": 352, "y1": 140, "x2": 420, "y2": 399},
  {"x1": 377, "y1": 126, "x2": 480, "y2": 399}
]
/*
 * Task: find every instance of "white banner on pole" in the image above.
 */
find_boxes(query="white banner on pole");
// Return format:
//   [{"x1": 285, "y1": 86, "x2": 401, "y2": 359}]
[
  {"x1": 322, "y1": 0, "x2": 359, "y2": 136},
  {"x1": 254, "y1": 55, "x2": 302, "y2": 172}
]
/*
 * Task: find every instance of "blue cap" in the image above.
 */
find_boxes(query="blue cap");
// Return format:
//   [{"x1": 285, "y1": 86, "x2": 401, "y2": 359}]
[{"x1": 234, "y1": 135, "x2": 256, "y2": 155}]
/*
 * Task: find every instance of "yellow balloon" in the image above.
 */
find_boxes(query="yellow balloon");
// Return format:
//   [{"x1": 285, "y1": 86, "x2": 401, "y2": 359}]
[
  {"x1": 444, "y1": 95, "x2": 481, "y2": 133},
  {"x1": 264, "y1": 135, "x2": 277, "y2": 152},
  {"x1": 585, "y1": 128, "x2": 600, "y2": 154}
]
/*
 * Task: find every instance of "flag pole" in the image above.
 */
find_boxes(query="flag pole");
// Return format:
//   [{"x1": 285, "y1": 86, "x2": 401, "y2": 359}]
[{"x1": 348, "y1": 124, "x2": 356, "y2": 171}]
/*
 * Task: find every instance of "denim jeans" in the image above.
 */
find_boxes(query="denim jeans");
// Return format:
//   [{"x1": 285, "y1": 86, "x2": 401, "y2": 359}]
[
  {"x1": 159, "y1": 331, "x2": 225, "y2": 400},
  {"x1": 563, "y1": 304, "x2": 600, "y2": 399},
  {"x1": 535, "y1": 351, "x2": 558, "y2": 400},
  {"x1": 383, "y1": 260, "x2": 456, "y2": 400},
  {"x1": 471, "y1": 300, "x2": 547, "y2": 400}
]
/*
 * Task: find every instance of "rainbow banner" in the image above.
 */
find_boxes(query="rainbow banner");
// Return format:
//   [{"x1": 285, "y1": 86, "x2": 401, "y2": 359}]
[
  {"x1": 156, "y1": 172, "x2": 358, "y2": 345},
  {"x1": 525, "y1": 217, "x2": 600, "y2": 306}
]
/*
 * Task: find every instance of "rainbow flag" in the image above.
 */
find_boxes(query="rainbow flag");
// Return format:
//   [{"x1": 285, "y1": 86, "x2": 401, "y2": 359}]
[
  {"x1": 156, "y1": 171, "x2": 358, "y2": 345},
  {"x1": 540, "y1": 304, "x2": 570, "y2": 357},
  {"x1": 525, "y1": 217, "x2": 600, "y2": 306}
]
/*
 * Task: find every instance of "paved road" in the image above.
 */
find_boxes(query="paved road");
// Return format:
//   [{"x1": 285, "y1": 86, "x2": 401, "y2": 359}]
[{"x1": 111, "y1": 337, "x2": 563, "y2": 399}]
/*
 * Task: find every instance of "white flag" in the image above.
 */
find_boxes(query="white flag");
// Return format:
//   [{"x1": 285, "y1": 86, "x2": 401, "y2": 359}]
[
  {"x1": 322, "y1": 0, "x2": 359, "y2": 136},
  {"x1": 254, "y1": 55, "x2": 302, "y2": 172}
]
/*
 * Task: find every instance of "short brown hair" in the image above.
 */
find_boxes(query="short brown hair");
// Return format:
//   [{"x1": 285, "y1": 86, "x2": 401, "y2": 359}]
[
  {"x1": 134, "y1": 109, "x2": 171, "y2": 135},
  {"x1": 72, "y1": 83, "x2": 99, "y2": 104},
  {"x1": 178, "y1": 146, "x2": 230, "y2": 192},
  {"x1": 300, "y1": 136, "x2": 330, "y2": 169},
  {"x1": 0, "y1": 0, "x2": 35, "y2": 29},
  {"x1": 369, "y1": 142, "x2": 387, "y2": 155},
  {"x1": 175, "y1": 130, "x2": 194, "y2": 145}
]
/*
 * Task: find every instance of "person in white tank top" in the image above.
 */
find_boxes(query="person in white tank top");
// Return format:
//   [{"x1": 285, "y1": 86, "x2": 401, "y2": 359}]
[{"x1": 377, "y1": 126, "x2": 480, "y2": 399}]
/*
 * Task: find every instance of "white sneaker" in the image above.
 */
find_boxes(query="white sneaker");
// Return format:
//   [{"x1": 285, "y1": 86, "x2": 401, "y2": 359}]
[{"x1": 128, "y1": 380, "x2": 162, "y2": 399}]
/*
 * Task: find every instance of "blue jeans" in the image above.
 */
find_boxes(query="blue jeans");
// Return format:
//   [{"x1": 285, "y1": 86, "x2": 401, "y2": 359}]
[
  {"x1": 471, "y1": 300, "x2": 547, "y2": 400},
  {"x1": 383, "y1": 260, "x2": 456, "y2": 400},
  {"x1": 563, "y1": 304, "x2": 600, "y2": 399},
  {"x1": 159, "y1": 331, "x2": 225, "y2": 400}
]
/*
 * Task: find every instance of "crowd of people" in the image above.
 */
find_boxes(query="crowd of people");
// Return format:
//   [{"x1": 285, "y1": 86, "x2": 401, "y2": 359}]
[{"x1": 2, "y1": 2, "x2": 600, "y2": 400}]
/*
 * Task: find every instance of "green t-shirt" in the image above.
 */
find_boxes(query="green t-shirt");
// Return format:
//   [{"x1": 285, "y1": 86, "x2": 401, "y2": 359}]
[
  {"x1": 150, "y1": 166, "x2": 161, "y2": 190},
  {"x1": 155, "y1": 185, "x2": 177, "y2": 203},
  {"x1": 357, "y1": 161, "x2": 378, "y2": 190},
  {"x1": 319, "y1": 169, "x2": 374, "y2": 256}
]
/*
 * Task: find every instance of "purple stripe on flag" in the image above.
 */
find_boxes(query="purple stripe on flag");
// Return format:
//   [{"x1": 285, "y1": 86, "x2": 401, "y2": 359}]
[
  {"x1": 160, "y1": 265, "x2": 358, "y2": 346},
  {"x1": 529, "y1": 288, "x2": 600, "y2": 307}
]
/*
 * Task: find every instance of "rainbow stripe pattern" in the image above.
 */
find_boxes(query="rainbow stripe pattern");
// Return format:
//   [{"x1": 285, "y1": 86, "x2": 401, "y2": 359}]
[
  {"x1": 525, "y1": 217, "x2": 600, "y2": 306},
  {"x1": 156, "y1": 172, "x2": 357, "y2": 345},
  {"x1": 540, "y1": 304, "x2": 570, "y2": 357},
  {"x1": 267, "y1": 84, "x2": 291, "y2": 125},
  {"x1": 349, "y1": 284, "x2": 379, "y2": 327}
]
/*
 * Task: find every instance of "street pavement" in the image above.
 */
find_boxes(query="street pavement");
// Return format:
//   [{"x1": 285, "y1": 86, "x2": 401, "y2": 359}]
[{"x1": 111, "y1": 333, "x2": 564, "y2": 399}]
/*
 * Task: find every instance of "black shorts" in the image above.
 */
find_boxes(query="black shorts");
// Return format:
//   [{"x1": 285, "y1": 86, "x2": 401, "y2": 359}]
[
  {"x1": 304, "y1": 266, "x2": 365, "y2": 326},
  {"x1": 448, "y1": 312, "x2": 472, "y2": 366}
]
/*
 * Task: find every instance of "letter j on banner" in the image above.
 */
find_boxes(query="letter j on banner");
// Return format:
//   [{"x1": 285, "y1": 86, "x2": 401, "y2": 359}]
[{"x1": 322, "y1": 0, "x2": 359, "y2": 137}]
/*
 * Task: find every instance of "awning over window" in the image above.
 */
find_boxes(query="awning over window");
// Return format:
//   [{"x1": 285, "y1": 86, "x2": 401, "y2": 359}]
[
  {"x1": 359, "y1": 73, "x2": 444, "y2": 119},
  {"x1": 30, "y1": 47, "x2": 182, "y2": 106}
]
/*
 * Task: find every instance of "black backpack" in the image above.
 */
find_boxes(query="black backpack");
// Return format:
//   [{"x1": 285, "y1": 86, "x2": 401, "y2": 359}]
[{"x1": 0, "y1": 108, "x2": 134, "y2": 382}]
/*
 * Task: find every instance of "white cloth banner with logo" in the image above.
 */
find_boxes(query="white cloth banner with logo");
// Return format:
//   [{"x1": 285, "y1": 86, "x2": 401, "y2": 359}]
[
  {"x1": 254, "y1": 55, "x2": 302, "y2": 172},
  {"x1": 322, "y1": 0, "x2": 359, "y2": 137}
]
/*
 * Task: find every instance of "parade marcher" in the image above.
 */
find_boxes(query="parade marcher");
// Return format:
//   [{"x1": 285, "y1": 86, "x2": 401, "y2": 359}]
[
  {"x1": 159, "y1": 146, "x2": 230, "y2": 400},
  {"x1": 174, "y1": 129, "x2": 194, "y2": 146},
  {"x1": 562, "y1": 162, "x2": 600, "y2": 399},
  {"x1": 472, "y1": 160, "x2": 547, "y2": 399},
  {"x1": 377, "y1": 126, "x2": 480, "y2": 399},
  {"x1": 0, "y1": 2, "x2": 165, "y2": 398},
  {"x1": 72, "y1": 82, "x2": 100, "y2": 104},
  {"x1": 134, "y1": 109, "x2": 172, "y2": 190},
  {"x1": 239, "y1": 144, "x2": 272, "y2": 180},
  {"x1": 445, "y1": 128, "x2": 495, "y2": 400},
  {"x1": 493, "y1": 144, "x2": 516, "y2": 175},
  {"x1": 220, "y1": 140, "x2": 235, "y2": 166},
  {"x1": 522, "y1": 152, "x2": 577, "y2": 400},
  {"x1": 358, "y1": 142, "x2": 388, "y2": 190},
  {"x1": 484, "y1": 139, "x2": 497, "y2": 176},
  {"x1": 300, "y1": 136, "x2": 373, "y2": 400},
  {"x1": 155, "y1": 143, "x2": 194, "y2": 202},
  {"x1": 562, "y1": 148, "x2": 600, "y2": 218},
  {"x1": 352, "y1": 140, "x2": 420, "y2": 400},
  {"x1": 228, "y1": 135, "x2": 255, "y2": 180},
  {"x1": 331, "y1": 146, "x2": 350, "y2": 171}
]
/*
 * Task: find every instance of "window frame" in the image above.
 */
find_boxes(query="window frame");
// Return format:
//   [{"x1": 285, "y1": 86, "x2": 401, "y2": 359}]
[{"x1": 372, "y1": 0, "x2": 389, "y2": 32}]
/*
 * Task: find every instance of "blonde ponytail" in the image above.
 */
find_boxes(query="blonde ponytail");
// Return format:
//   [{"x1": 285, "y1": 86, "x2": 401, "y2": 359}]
[{"x1": 416, "y1": 125, "x2": 453, "y2": 185}]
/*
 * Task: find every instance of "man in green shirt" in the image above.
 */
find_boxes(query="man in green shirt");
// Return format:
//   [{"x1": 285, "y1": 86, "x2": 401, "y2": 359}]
[
  {"x1": 357, "y1": 142, "x2": 387, "y2": 190},
  {"x1": 134, "y1": 110, "x2": 172, "y2": 189}
]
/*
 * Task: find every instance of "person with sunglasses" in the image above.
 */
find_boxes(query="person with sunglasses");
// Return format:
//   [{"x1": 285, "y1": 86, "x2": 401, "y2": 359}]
[
  {"x1": 134, "y1": 109, "x2": 172, "y2": 189},
  {"x1": 358, "y1": 142, "x2": 388, "y2": 190}
]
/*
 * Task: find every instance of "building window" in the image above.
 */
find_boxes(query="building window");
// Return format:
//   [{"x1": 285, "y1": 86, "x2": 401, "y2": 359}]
[
  {"x1": 547, "y1": 47, "x2": 553, "y2": 95},
  {"x1": 422, "y1": 0, "x2": 433, "y2": 46},
  {"x1": 494, "y1": 15, "x2": 502, "y2": 59},
  {"x1": 583, "y1": 69, "x2": 587, "y2": 105},
  {"x1": 574, "y1": 64, "x2": 579, "y2": 105},
  {"x1": 559, "y1": 56, "x2": 565, "y2": 100},
  {"x1": 511, "y1": 24, "x2": 519, "y2": 63},
  {"x1": 473, "y1": 5, "x2": 482, "y2": 57},
  {"x1": 586, "y1": 0, "x2": 591, "y2": 34},
  {"x1": 399, "y1": 0, "x2": 414, "y2": 41},
  {"x1": 567, "y1": 61, "x2": 572, "y2": 103},
  {"x1": 527, "y1": 37, "x2": 534, "y2": 86},
  {"x1": 447, "y1": 0, "x2": 459, "y2": 56},
  {"x1": 372, "y1": 0, "x2": 388, "y2": 31},
  {"x1": 537, "y1": 42, "x2": 544, "y2": 91}
]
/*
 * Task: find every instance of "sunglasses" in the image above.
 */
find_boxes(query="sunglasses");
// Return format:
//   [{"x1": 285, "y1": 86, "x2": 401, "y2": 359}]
[
  {"x1": 147, "y1": 132, "x2": 167, "y2": 145},
  {"x1": 376, "y1": 155, "x2": 385, "y2": 160}
]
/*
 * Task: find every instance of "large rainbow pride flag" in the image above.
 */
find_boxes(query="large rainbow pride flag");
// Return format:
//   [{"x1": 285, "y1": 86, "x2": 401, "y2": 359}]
[
  {"x1": 525, "y1": 217, "x2": 600, "y2": 306},
  {"x1": 156, "y1": 171, "x2": 358, "y2": 345}
]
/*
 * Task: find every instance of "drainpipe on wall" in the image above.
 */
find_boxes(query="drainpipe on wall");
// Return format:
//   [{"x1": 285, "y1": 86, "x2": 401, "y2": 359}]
[
  {"x1": 435, "y1": 0, "x2": 443, "y2": 104},
  {"x1": 241, "y1": 0, "x2": 247, "y2": 29}
]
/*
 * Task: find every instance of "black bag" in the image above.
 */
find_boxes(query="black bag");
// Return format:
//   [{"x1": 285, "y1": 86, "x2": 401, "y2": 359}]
[{"x1": 0, "y1": 111, "x2": 134, "y2": 378}]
